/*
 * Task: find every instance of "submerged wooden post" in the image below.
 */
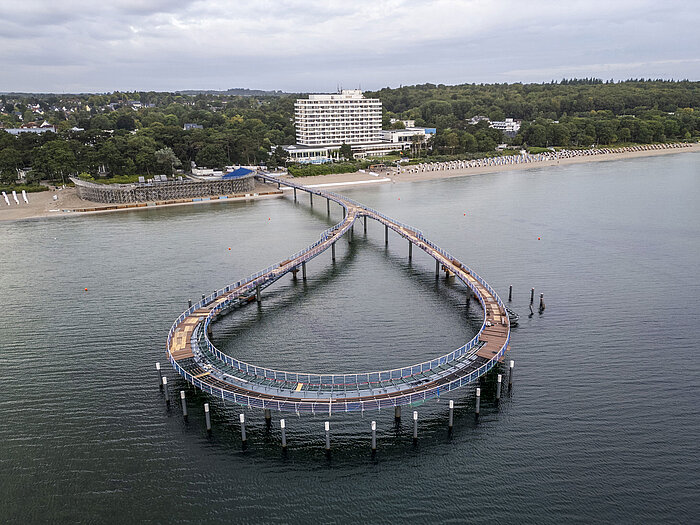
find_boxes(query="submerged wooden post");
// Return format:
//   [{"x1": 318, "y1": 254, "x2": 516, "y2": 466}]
[
  {"x1": 475, "y1": 387, "x2": 481, "y2": 418},
  {"x1": 509, "y1": 360, "x2": 515, "y2": 390},
  {"x1": 331, "y1": 243, "x2": 336, "y2": 261},
  {"x1": 435, "y1": 259, "x2": 440, "y2": 278},
  {"x1": 408, "y1": 240, "x2": 412, "y2": 260},
  {"x1": 302, "y1": 261, "x2": 307, "y2": 280},
  {"x1": 240, "y1": 413, "x2": 247, "y2": 445},
  {"x1": 363, "y1": 216, "x2": 367, "y2": 234},
  {"x1": 327, "y1": 198, "x2": 330, "y2": 215},
  {"x1": 162, "y1": 376, "x2": 170, "y2": 405},
  {"x1": 448, "y1": 400, "x2": 454, "y2": 430},
  {"x1": 371, "y1": 421, "x2": 377, "y2": 452},
  {"x1": 530, "y1": 288, "x2": 535, "y2": 305},
  {"x1": 256, "y1": 284, "x2": 261, "y2": 303},
  {"x1": 293, "y1": 188, "x2": 297, "y2": 201},
  {"x1": 280, "y1": 418, "x2": 287, "y2": 449},
  {"x1": 413, "y1": 411, "x2": 418, "y2": 444},
  {"x1": 204, "y1": 403, "x2": 211, "y2": 432},
  {"x1": 385, "y1": 224, "x2": 389, "y2": 245},
  {"x1": 180, "y1": 390, "x2": 188, "y2": 418},
  {"x1": 508, "y1": 285, "x2": 512, "y2": 302},
  {"x1": 309, "y1": 192, "x2": 313, "y2": 207},
  {"x1": 539, "y1": 293, "x2": 545, "y2": 312}
]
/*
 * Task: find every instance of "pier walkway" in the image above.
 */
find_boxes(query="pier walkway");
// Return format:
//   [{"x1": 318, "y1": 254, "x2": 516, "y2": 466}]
[{"x1": 166, "y1": 173, "x2": 511, "y2": 413}]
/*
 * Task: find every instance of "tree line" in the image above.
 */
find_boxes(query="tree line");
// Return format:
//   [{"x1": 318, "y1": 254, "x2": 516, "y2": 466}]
[{"x1": 1, "y1": 80, "x2": 699, "y2": 183}]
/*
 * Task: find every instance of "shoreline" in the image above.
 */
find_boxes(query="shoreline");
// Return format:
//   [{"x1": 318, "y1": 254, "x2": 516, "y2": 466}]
[{"x1": 2, "y1": 143, "x2": 697, "y2": 222}]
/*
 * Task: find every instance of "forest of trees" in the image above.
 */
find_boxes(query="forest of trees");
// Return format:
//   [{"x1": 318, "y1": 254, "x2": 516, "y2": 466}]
[{"x1": 1, "y1": 79, "x2": 699, "y2": 184}]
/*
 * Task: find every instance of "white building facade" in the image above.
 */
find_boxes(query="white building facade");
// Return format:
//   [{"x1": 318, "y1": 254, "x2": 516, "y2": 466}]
[{"x1": 294, "y1": 90, "x2": 382, "y2": 147}]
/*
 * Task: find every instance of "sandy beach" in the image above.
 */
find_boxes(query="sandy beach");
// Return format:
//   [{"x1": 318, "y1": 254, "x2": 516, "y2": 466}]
[{"x1": 2, "y1": 143, "x2": 697, "y2": 222}]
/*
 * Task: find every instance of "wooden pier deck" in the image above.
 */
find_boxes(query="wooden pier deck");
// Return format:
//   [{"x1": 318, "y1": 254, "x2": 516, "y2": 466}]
[{"x1": 165, "y1": 173, "x2": 511, "y2": 413}]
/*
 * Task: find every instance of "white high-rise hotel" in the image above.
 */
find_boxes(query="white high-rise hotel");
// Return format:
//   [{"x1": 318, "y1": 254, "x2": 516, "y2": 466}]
[
  {"x1": 294, "y1": 89, "x2": 382, "y2": 146},
  {"x1": 282, "y1": 89, "x2": 434, "y2": 163}
]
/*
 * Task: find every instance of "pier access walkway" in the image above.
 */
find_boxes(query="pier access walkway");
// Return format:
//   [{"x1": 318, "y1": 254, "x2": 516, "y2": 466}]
[{"x1": 166, "y1": 173, "x2": 511, "y2": 413}]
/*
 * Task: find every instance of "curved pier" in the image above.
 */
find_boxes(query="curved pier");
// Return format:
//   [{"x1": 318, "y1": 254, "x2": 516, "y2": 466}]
[{"x1": 166, "y1": 173, "x2": 511, "y2": 413}]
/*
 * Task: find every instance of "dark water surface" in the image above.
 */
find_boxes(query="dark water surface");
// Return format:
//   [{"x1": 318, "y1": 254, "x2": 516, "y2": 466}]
[{"x1": 1, "y1": 152, "x2": 699, "y2": 523}]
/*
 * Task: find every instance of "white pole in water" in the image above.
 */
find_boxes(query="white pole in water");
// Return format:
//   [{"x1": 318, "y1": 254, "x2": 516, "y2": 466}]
[
  {"x1": 156, "y1": 362, "x2": 163, "y2": 388},
  {"x1": 448, "y1": 400, "x2": 454, "y2": 430},
  {"x1": 162, "y1": 376, "x2": 170, "y2": 404},
  {"x1": 371, "y1": 421, "x2": 377, "y2": 452},
  {"x1": 22, "y1": 190, "x2": 28, "y2": 203},
  {"x1": 324, "y1": 421, "x2": 331, "y2": 451},
  {"x1": 280, "y1": 419, "x2": 287, "y2": 449},
  {"x1": 475, "y1": 387, "x2": 481, "y2": 417},
  {"x1": 496, "y1": 374, "x2": 502, "y2": 401},
  {"x1": 204, "y1": 403, "x2": 211, "y2": 432},
  {"x1": 180, "y1": 390, "x2": 188, "y2": 418},
  {"x1": 509, "y1": 360, "x2": 515, "y2": 390},
  {"x1": 413, "y1": 411, "x2": 418, "y2": 443},
  {"x1": 240, "y1": 413, "x2": 247, "y2": 444}
]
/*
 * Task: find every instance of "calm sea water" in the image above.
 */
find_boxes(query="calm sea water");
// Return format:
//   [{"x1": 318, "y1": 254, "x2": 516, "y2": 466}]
[{"x1": 1, "y1": 152, "x2": 699, "y2": 523}]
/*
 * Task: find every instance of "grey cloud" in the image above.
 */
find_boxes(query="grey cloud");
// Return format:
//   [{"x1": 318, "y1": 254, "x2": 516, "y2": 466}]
[{"x1": 1, "y1": 0, "x2": 698, "y2": 92}]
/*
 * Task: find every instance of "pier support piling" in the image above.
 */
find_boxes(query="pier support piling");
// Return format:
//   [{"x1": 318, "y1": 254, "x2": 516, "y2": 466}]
[
  {"x1": 331, "y1": 243, "x2": 336, "y2": 261},
  {"x1": 240, "y1": 413, "x2": 247, "y2": 445},
  {"x1": 539, "y1": 293, "x2": 545, "y2": 312},
  {"x1": 508, "y1": 285, "x2": 512, "y2": 302},
  {"x1": 448, "y1": 400, "x2": 454, "y2": 431},
  {"x1": 385, "y1": 224, "x2": 389, "y2": 245},
  {"x1": 413, "y1": 411, "x2": 418, "y2": 444},
  {"x1": 302, "y1": 262, "x2": 307, "y2": 281},
  {"x1": 509, "y1": 360, "x2": 514, "y2": 391},
  {"x1": 188, "y1": 299, "x2": 192, "y2": 309},
  {"x1": 496, "y1": 374, "x2": 502, "y2": 401},
  {"x1": 325, "y1": 421, "x2": 331, "y2": 452},
  {"x1": 204, "y1": 403, "x2": 211, "y2": 432},
  {"x1": 162, "y1": 376, "x2": 170, "y2": 405},
  {"x1": 475, "y1": 388, "x2": 481, "y2": 418},
  {"x1": 156, "y1": 362, "x2": 162, "y2": 388},
  {"x1": 264, "y1": 408, "x2": 271, "y2": 427},
  {"x1": 395, "y1": 406, "x2": 401, "y2": 421},
  {"x1": 327, "y1": 198, "x2": 330, "y2": 215},
  {"x1": 530, "y1": 288, "x2": 535, "y2": 305},
  {"x1": 408, "y1": 240, "x2": 412, "y2": 260},
  {"x1": 280, "y1": 419, "x2": 287, "y2": 449},
  {"x1": 309, "y1": 192, "x2": 313, "y2": 207},
  {"x1": 364, "y1": 216, "x2": 367, "y2": 234},
  {"x1": 180, "y1": 390, "x2": 188, "y2": 418},
  {"x1": 202, "y1": 294, "x2": 206, "y2": 301},
  {"x1": 435, "y1": 259, "x2": 440, "y2": 278},
  {"x1": 293, "y1": 188, "x2": 297, "y2": 202},
  {"x1": 256, "y1": 284, "x2": 261, "y2": 304},
  {"x1": 371, "y1": 421, "x2": 377, "y2": 452}
]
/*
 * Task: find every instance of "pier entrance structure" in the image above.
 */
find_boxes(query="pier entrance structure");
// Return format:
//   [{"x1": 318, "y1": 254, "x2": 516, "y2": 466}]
[{"x1": 166, "y1": 173, "x2": 511, "y2": 413}]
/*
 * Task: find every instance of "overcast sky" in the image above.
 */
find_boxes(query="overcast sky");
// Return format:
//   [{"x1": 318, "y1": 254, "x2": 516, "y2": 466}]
[{"x1": 2, "y1": 0, "x2": 698, "y2": 93}]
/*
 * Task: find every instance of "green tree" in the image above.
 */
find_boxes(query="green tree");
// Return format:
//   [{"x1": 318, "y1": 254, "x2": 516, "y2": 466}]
[
  {"x1": 339, "y1": 143, "x2": 353, "y2": 160},
  {"x1": 0, "y1": 147, "x2": 22, "y2": 183},
  {"x1": 155, "y1": 147, "x2": 182, "y2": 174},
  {"x1": 196, "y1": 144, "x2": 228, "y2": 169}
]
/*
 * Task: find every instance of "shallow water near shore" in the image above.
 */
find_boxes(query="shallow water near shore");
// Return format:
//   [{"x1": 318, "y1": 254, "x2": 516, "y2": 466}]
[{"x1": 1, "y1": 151, "x2": 699, "y2": 523}]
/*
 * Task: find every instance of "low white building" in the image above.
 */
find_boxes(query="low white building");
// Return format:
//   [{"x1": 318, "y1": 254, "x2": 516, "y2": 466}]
[{"x1": 489, "y1": 118, "x2": 521, "y2": 137}]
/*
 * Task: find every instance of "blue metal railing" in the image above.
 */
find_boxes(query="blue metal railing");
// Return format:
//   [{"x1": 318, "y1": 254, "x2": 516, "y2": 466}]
[{"x1": 165, "y1": 173, "x2": 511, "y2": 410}]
